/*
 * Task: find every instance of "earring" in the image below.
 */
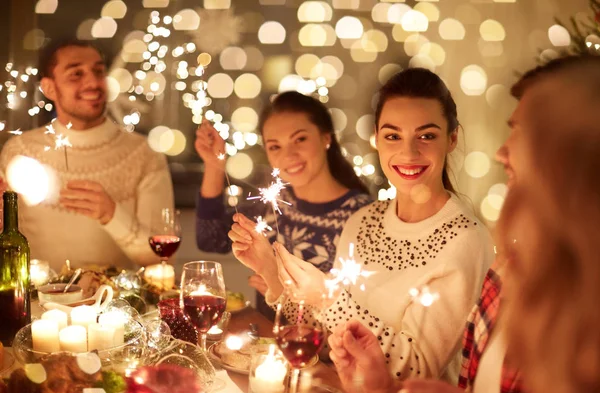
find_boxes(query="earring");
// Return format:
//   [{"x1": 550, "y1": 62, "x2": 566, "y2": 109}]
[{"x1": 326, "y1": 143, "x2": 331, "y2": 150}]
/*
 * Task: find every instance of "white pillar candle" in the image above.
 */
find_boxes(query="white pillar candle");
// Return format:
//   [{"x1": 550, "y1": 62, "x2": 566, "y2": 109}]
[
  {"x1": 32, "y1": 319, "x2": 60, "y2": 353},
  {"x1": 249, "y1": 346, "x2": 287, "y2": 393},
  {"x1": 144, "y1": 264, "x2": 175, "y2": 290},
  {"x1": 71, "y1": 305, "x2": 97, "y2": 329},
  {"x1": 42, "y1": 309, "x2": 68, "y2": 331},
  {"x1": 88, "y1": 323, "x2": 116, "y2": 351},
  {"x1": 98, "y1": 312, "x2": 126, "y2": 346},
  {"x1": 59, "y1": 326, "x2": 88, "y2": 353}
]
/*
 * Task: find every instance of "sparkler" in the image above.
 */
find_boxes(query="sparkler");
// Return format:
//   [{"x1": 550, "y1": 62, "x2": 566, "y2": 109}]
[
  {"x1": 247, "y1": 168, "x2": 290, "y2": 240},
  {"x1": 325, "y1": 243, "x2": 374, "y2": 299},
  {"x1": 8, "y1": 129, "x2": 22, "y2": 135},
  {"x1": 217, "y1": 152, "x2": 238, "y2": 214},
  {"x1": 255, "y1": 216, "x2": 272, "y2": 236},
  {"x1": 45, "y1": 120, "x2": 72, "y2": 170}
]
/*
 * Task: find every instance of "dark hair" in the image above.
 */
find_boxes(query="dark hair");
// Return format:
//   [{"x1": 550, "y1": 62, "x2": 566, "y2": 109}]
[
  {"x1": 511, "y1": 55, "x2": 600, "y2": 99},
  {"x1": 375, "y1": 68, "x2": 458, "y2": 193},
  {"x1": 39, "y1": 39, "x2": 104, "y2": 79},
  {"x1": 258, "y1": 91, "x2": 369, "y2": 195}
]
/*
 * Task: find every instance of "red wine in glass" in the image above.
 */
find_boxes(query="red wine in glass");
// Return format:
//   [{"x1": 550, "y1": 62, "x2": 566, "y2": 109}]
[
  {"x1": 275, "y1": 325, "x2": 326, "y2": 368},
  {"x1": 149, "y1": 235, "x2": 181, "y2": 259},
  {"x1": 183, "y1": 294, "x2": 226, "y2": 333}
]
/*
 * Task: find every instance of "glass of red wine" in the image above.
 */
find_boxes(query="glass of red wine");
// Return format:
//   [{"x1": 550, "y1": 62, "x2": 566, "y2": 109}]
[
  {"x1": 149, "y1": 208, "x2": 181, "y2": 262},
  {"x1": 180, "y1": 261, "x2": 227, "y2": 352},
  {"x1": 274, "y1": 289, "x2": 327, "y2": 393}
]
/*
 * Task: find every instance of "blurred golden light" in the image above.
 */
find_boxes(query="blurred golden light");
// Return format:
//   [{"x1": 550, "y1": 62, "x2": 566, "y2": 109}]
[
  {"x1": 207, "y1": 73, "x2": 234, "y2": 98},
  {"x1": 259, "y1": 22, "x2": 286, "y2": 44},
  {"x1": 227, "y1": 153, "x2": 254, "y2": 180},
  {"x1": 106, "y1": 76, "x2": 121, "y2": 102},
  {"x1": 35, "y1": 0, "x2": 58, "y2": 14},
  {"x1": 464, "y1": 151, "x2": 490, "y2": 178},
  {"x1": 220, "y1": 47, "x2": 247, "y2": 70},
  {"x1": 148, "y1": 126, "x2": 173, "y2": 153},
  {"x1": 330, "y1": 108, "x2": 347, "y2": 131},
  {"x1": 409, "y1": 55, "x2": 435, "y2": 71},
  {"x1": 123, "y1": 30, "x2": 144, "y2": 44},
  {"x1": 333, "y1": 0, "x2": 359, "y2": 9},
  {"x1": 315, "y1": 56, "x2": 344, "y2": 84},
  {"x1": 101, "y1": 0, "x2": 127, "y2": 19},
  {"x1": 231, "y1": 107, "x2": 259, "y2": 132},
  {"x1": 414, "y1": 2, "x2": 439, "y2": 22},
  {"x1": 480, "y1": 196, "x2": 501, "y2": 222},
  {"x1": 278, "y1": 74, "x2": 305, "y2": 93},
  {"x1": 332, "y1": 75, "x2": 357, "y2": 100},
  {"x1": 488, "y1": 183, "x2": 507, "y2": 209},
  {"x1": 402, "y1": 10, "x2": 429, "y2": 32},
  {"x1": 356, "y1": 115, "x2": 374, "y2": 140},
  {"x1": 197, "y1": 53, "x2": 212, "y2": 67},
  {"x1": 460, "y1": 65, "x2": 487, "y2": 96},
  {"x1": 480, "y1": 19, "x2": 505, "y2": 41},
  {"x1": 351, "y1": 41, "x2": 378, "y2": 63},
  {"x1": 387, "y1": 4, "x2": 411, "y2": 24},
  {"x1": 23, "y1": 29, "x2": 46, "y2": 50},
  {"x1": 173, "y1": 9, "x2": 200, "y2": 30},
  {"x1": 259, "y1": 0, "x2": 285, "y2": 4},
  {"x1": 234, "y1": 74, "x2": 262, "y2": 99},
  {"x1": 478, "y1": 40, "x2": 504, "y2": 57},
  {"x1": 264, "y1": 56, "x2": 293, "y2": 90},
  {"x1": 6, "y1": 155, "x2": 55, "y2": 206},
  {"x1": 418, "y1": 42, "x2": 446, "y2": 66},
  {"x1": 335, "y1": 16, "x2": 363, "y2": 39},
  {"x1": 142, "y1": 0, "x2": 169, "y2": 7},
  {"x1": 439, "y1": 18, "x2": 465, "y2": 40},
  {"x1": 404, "y1": 34, "x2": 429, "y2": 57},
  {"x1": 371, "y1": 3, "x2": 391, "y2": 23},
  {"x1": 361, "y1": 29, "x2": 388, "y2": 52},
  {"x1": 299, "y1": 24, "x2": 337, "y2": 47},
  {"x1": 391, "y1": 24, "x2": 411, "y2": 42},
  {"x1": 378, "y1": 63, "x2": 402, "y2": 85},
  {"x1": 244, "y1": 46, "x2": 265, "y2": 71},
  {"x1": 92, "y1": 17, "x2": 118, "y2": 38},
  {"x1": 485, "y1": 84, "x2": 510, "y2": 108},
  {"x1": 298, "y1": 2, "x2": 333, "y2": 23},
  {"x1": 204, "y1": 0, "x2": 231, "y2": 8},
  {"x1": 121, "y1": 38, "x2": 146, "y2": 62},
  {"x1": 548, "y1": 24, "x2": 571, "y2": 47},
  {"x1": 296, "y1": 54, "x2": 321, "y2": 78},
  {"x1": 163, "y1": 129, "x2": 186, "y2": 156}
]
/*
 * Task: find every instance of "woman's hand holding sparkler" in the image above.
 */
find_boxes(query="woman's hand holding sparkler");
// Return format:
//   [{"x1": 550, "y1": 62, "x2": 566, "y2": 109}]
[
  {"x1": 328, "y1": 320, "x2": 396, "y2": 393},
  {"x1": 195, "y1": 119, "x2": 225, "y2": 168}
]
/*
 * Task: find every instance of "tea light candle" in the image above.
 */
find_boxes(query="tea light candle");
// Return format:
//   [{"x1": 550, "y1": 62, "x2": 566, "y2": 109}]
[
  {"x1": 32, "y1": 319, "x2": 60, "y2": 353},
  {"x1": 98, "y1": 312, "x2": 126, "y2": 346},
  {"x1": 59, "y1": 326, "x2": 87, "y2": 353},
  {"x1": 30, "y1": 259, "x2": 50, "y2": 287},
  {"x1": 144, "y1": 264, "x2": 175, "y2": 290},
  {"x1": 42, "y1": 309, "x2": 68, "y2": 331},
  {"x1": 88, "y1": 323, "x2": 116, "y2": 351},
  {"x1": 250, "y1": 345, "x2": 287, "y2": 393},
  {"x1": 71, "y1": 305, "x2": 97, "y2": 329}
]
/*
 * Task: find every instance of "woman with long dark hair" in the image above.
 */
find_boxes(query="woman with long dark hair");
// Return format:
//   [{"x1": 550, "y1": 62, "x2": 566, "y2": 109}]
[{"x1": 195, "y1": 91, "x2": 372, "y2": 315}]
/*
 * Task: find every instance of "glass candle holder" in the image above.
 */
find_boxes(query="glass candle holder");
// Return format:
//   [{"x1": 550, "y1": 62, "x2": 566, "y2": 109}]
[
  {"x1": 249, "y1": 345, "x2": 289, "y2": 393},
  {"x1": 207, "y1": 311, "x2": 230, "y2": 342}
]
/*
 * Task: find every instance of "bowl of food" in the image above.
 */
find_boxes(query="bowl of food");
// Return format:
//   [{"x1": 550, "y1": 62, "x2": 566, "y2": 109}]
[
  {"x1": 226, "y1": 291, "x2": 250, "y2": 314},
  {"x1": 38, "y1": 284, "x2": 84, "y2": 306}
]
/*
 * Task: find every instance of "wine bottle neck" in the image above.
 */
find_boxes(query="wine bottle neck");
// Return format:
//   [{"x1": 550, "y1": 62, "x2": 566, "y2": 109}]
[{"x1": 3, "y1": 191, "x2": 19, "y2": 232}]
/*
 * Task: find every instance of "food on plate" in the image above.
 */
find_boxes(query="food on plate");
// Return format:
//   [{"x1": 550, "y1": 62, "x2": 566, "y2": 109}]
[
  {"x1": 214, "y1": 337, "x2": 276, "y2": 371},
  {"x1": 225, "y1": 292, "x2": 246, "y2": 312},
  {"x1": 97, "y1": 371, "x2": 127, "y2": 393}
]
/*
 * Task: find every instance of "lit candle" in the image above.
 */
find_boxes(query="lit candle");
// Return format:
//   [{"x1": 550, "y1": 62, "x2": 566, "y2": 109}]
[
  {"x1": 59, "y1": 325, "x2": 87, "y2": 353},
  {"x1": 70, "y1": 305, "x2": 97, "y2": 329},
  {"x1": 98, "y1": 311, "x2": 126, "y2": 346},
  {"x1": 32, "y1": 319, "x2": 60, "y2": 353},
  {"x1": 88, "y1": 323, "x2": 116, "y2": 351},
  {"x1": 144, "y1": 264, "x2": 175, "y2": 290},
  {"x1": 42, "y1": 309, "x2": 68, "y2": 331},
  {"x1": 30, "y1": 259, "x2": 50, "y2": 287},
  {"x1": 250, "y1": 345, "x2": 287, "y2": 393}
]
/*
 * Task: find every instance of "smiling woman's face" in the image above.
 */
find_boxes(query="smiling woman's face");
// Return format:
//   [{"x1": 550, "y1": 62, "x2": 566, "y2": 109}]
[
  {"x1": 262, "y1": 111, "x2": 331, "y2": 189},
  {"x1": 376, "y1": 96, "x2": 457, "y2": 197}
]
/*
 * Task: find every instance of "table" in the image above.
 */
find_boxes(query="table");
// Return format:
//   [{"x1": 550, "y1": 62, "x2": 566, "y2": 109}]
[{"x1": 226, "y1": 307, "x2": 342, "y2": 392}]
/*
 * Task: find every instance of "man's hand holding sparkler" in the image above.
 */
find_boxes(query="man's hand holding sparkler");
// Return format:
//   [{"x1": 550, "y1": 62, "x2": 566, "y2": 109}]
[
  {"x1": 60, "y1": 180, "x2": 116, "y2": 225},
  {"x1": 229, "y1": 213, "x2": 283, "y2": 300}
]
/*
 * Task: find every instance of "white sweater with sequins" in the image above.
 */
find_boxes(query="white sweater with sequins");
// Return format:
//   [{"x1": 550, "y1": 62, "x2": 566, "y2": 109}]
[
  {"x1": 280, "y1": 193, "x2": 493, "y2": 382},
  {"x1": 0, "y1": 120, "x2": 174, "y2": 271}
]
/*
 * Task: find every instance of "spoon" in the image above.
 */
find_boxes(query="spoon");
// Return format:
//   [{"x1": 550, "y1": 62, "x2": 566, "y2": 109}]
[{"x1": 63, "y1": 268, "x2": 82, "y2": 293}]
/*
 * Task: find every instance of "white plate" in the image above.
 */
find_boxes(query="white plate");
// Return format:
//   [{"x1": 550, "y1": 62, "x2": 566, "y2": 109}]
[{"x1": 208, "y1": 342, "x2": 250, "y2": 375}]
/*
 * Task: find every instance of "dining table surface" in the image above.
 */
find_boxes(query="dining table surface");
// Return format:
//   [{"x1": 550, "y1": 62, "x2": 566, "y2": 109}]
[{"x1": 226, "y1": 307, "x2": 343, "y2": 392}]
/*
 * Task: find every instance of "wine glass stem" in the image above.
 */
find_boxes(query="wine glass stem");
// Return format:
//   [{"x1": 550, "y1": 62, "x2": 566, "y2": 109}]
[
  {"x1": 200, "y1": 332, "x2": 208, "y2": 352},
  {"x1": 289, "y1": 368, "x2": 300, "y2": 393}
]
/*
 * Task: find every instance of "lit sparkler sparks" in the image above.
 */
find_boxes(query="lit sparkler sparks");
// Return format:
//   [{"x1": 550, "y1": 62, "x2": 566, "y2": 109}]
[
  {"x1": 217, "y1": 151, "x2": 238, "y2": 214},
  {"x1": 255, "y1": 216, "x2": 272, "y2": 236},
  {"x1": 409, "y1": 286, "x2": 439, "y2": 308},
  {"x1": 45, "y1": 120, "x2": 72, "y2": 170},
  {"x1": 8, "y1": 129, "x2": 22, "y2": 135},
  {"x1": 248, "y1": 168, "x2": 290, "y2": 239},
  {"x1": 325, "y1": 243, "x2": 374, "y2": 298}
]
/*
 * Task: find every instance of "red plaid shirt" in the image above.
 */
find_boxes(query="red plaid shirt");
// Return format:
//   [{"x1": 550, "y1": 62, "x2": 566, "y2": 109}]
[{"x1": 458, "y1": 267, "x2": 524, "y2": 393}]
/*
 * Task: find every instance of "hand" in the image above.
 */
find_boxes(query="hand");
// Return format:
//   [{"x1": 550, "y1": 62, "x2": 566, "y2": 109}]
[
  {"x1": 60, "y1": 180, "x2": 116, "y2": 225},
  {"x1": 229, "y1": 214, "x2": 277, "y2": 277},
  {"x1": 195, "y1": 119, "x2": 225, "y2": 169},
  {"x1": 273, "y1": 242, "x2": 331, "y2": 307},
  {"x1": 248, "y1": 274, "x2": 268, "y2": 296},
  {"x1": 400, "y1": 379, "x2": 464, "y2": 393},
  {"x1": 329, "y1": 320, "x2": 393, "y2": 393}
]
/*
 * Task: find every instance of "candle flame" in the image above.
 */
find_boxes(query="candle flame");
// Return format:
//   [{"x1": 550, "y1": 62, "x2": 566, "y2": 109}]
[{"x1": 225, "y1": 335, "x2": 244, "y2": 351}]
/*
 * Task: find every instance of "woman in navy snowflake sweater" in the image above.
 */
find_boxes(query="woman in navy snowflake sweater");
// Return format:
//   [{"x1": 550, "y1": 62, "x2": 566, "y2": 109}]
[{"x1": 195, "y1": 91, "x2": 372, "y2": 316}]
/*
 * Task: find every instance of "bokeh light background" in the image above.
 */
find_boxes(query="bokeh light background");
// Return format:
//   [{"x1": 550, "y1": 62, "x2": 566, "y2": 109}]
[{"x1": 0, "y1": 0, "x2": 589, "y2": 227}]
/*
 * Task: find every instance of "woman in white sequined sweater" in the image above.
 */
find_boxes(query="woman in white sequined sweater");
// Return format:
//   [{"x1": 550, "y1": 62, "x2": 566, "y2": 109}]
[{"x1": 271, "y1": 69, "x2": 494, "y2": 382}]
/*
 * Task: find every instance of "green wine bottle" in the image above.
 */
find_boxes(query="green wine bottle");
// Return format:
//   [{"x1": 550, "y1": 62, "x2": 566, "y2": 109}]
[{"x1": 0, "y1": 191, "x2": 31, "y2": 346}]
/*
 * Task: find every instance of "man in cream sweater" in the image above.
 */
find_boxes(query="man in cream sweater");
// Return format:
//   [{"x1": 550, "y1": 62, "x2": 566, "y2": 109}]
[{"x1": 0, "y1": 39, "x2": 174, "y2": 270}]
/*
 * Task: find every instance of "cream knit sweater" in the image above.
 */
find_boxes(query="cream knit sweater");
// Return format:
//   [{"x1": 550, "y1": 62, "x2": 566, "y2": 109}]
[{"x1": 0, "y1": 119, "x2": 174, "y2": 271}]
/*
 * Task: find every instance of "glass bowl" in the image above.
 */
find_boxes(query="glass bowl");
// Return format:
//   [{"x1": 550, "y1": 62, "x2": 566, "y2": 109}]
[{"x1": 12, "y1": 321, "x2": 147, "y2": 374}]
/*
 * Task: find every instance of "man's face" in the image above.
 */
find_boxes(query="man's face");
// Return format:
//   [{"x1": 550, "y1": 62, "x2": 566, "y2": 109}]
[{"x1": 42, "y1": 46, "x2": 107, "y2": 124}]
